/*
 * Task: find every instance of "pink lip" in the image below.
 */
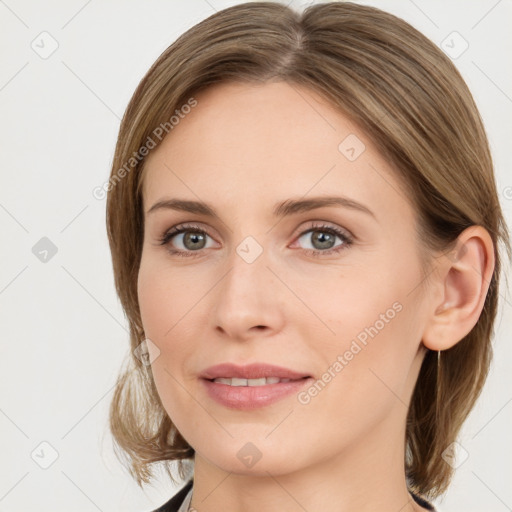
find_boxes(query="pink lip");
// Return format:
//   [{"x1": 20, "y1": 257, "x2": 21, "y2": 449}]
[
  {"x1": 200, "y1": 362, "x2": 311, "y2": 380},
  {"x1": 201, "y1": 378, "x2": 312, "y2": 410},
  {"x1": 200, "y1": 363, "x2": 313, "y2": 410}
]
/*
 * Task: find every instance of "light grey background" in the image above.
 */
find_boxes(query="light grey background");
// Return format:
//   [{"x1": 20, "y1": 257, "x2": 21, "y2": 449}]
[{"x1": 0, "y1": 1, "x2": 511, "y2": 511}]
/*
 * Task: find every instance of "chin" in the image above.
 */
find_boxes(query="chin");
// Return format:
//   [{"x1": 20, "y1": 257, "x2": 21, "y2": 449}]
[{"x1": 197, "y1": 439, "x2": 308, "y2": 477}]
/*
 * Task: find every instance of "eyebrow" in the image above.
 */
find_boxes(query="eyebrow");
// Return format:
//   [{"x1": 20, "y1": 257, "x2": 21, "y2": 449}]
[{"x1": 147, "y1": 195, "x2": 376, "y2": 219}]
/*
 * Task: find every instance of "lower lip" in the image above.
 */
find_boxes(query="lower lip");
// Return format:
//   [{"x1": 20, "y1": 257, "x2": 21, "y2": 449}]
[{"x1": 201, "y1": 377, "x2": 313, "y2": 410}]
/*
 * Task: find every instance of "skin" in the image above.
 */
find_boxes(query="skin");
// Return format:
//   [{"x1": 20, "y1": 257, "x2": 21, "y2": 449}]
[{"x1": 137, "y1": 81, "x2": 494, "y2": 512}]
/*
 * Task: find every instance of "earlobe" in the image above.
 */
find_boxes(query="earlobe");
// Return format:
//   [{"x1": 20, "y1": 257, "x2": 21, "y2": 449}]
[{"x1": 422, "y1": 226, "x2": 495, "y2": 351}]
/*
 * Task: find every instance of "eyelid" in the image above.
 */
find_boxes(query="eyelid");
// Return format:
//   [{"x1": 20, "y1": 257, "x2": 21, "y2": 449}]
[
  {"x1": 289, "y1": 222, "x2": 354, "y2": 256},
  {"x1": 157, "y1": 219, "x2": 354, "y2": 257},
  {"x1": 157, "y1": 222, "x2": 218, "y2": 246},
  {"x1": 160, "y1": 219, "x2": 353, "y2": 240},
  {"x1": 291, "y1": 220, "x2": 354, "y2": 241}
]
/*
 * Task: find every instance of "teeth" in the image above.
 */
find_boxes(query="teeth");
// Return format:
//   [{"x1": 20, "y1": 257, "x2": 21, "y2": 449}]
[{"x1": 212, "y1": 377, "x2": 296, "y2": 386}]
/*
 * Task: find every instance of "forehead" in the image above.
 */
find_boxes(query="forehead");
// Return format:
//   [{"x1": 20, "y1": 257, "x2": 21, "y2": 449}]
[{"x1": 142, "y1": 81, "x2": 410, "y2": 223}]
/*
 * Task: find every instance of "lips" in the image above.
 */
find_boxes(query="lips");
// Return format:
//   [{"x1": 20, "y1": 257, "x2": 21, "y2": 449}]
[
  {"x1": 200, "y1": 364, "x2": 313, "y2": 410},
  {"x1": 200, "y1": 362, "x2": 311, "y2": 381}
]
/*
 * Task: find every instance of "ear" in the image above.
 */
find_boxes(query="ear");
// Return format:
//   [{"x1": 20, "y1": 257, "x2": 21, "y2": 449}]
[{"x1": 422, "y1": 225, "x2": 496, "y2": 351}]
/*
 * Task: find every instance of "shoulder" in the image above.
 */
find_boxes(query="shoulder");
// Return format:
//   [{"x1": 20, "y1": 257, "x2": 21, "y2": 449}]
[
  {"x1": 150, "y1": 481, "x2": 437, "y2": 512},
  {"x1": 150, "y1": 479, "x2": 194, "y2": 512}
]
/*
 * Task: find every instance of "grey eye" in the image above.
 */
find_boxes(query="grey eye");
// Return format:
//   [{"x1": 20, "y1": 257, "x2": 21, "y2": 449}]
[{"x1": 297, "y1": 229, "x2": 343, "y2": 251}]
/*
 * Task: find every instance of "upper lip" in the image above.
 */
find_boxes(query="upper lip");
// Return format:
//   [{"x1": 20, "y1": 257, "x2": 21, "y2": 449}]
[{"x1": 200, "y1": 363, "x2": 311, "y2": 380}]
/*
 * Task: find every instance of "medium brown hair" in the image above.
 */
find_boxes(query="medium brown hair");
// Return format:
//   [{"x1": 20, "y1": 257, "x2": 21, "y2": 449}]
[{"x1": 106, "y1": 1, "x2": 511, "y2": 499}]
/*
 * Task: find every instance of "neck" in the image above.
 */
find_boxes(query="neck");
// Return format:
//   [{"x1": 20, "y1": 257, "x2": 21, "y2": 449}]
[{"x1": 188, "y1": 407, "x2": 429, "y2": 512}]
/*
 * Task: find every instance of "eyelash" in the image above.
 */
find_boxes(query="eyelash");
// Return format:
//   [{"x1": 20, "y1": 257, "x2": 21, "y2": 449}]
[{"x1": 157, "y1": 222, "x2": 353, "y2": 258}]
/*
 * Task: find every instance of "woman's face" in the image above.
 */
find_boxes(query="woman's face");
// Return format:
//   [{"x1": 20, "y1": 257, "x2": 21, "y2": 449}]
[{"x1": 138, "y1": 81, "x2": 432, "y2": 476}]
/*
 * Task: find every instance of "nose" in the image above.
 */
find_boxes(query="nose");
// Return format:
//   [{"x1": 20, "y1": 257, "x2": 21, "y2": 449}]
[{"x1": 211, "y1": 242, "x2": 286, "y2": 342}]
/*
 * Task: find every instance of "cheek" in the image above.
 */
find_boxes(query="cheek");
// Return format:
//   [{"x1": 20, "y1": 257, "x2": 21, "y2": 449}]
[
  {"x1": 137, "y1": 257, "x2": 190, "y2": 339},
  {"x1": 137, "y1": 266, "x2": 191, "y2": 370},
  {"x1": 137, "y1": 266, "x2": 167, "y2": 338},
  {"x1": 137, "y1": 260, "x2": 200, "y2": 415},
  {"x1": 304, "y1": 255, "x2": 423, "y2": 401},
  {"x1": 297, "y1": 302, "x2": 418, "y2": 454},
  {"x1": 302, "y1": 265, "x2": 399, "y2": 347}
]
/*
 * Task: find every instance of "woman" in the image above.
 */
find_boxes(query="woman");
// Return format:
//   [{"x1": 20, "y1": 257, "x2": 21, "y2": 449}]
[{"x1": 105, "y1": 2, "x2": 510, "y2": 511}]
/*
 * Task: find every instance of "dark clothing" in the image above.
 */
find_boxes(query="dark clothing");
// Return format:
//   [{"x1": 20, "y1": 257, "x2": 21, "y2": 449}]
[
  {"x1": 411, "y1": 490, "x2": 435, "y2": 510},
  {"x1": 151, "y1": 479, "x2": 193, "y2": 512},
  {"x1": 151, "y1": 478, "x2": 436, "y2": 511}
]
